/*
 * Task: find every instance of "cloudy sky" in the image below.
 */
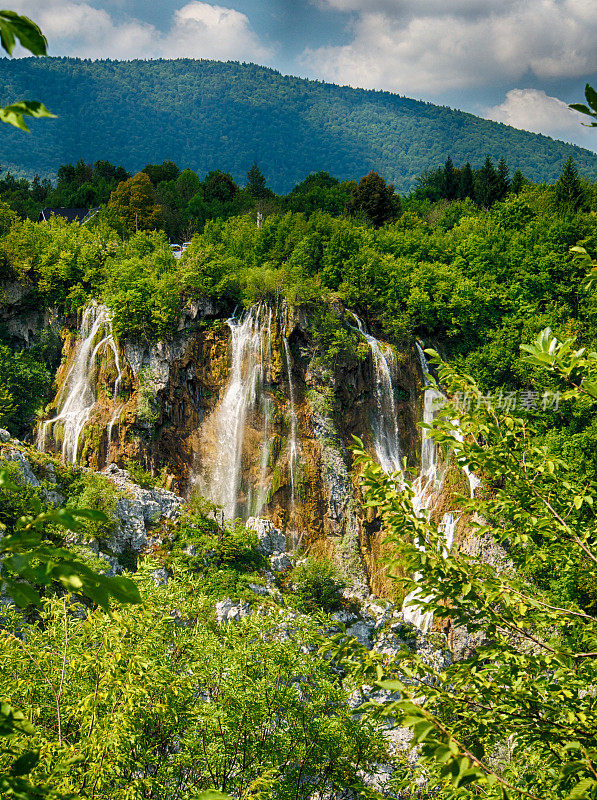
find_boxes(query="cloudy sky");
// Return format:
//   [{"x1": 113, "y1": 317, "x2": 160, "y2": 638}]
[{"x1": 10, "y1": 0, "x2": 597, "y2": 152}]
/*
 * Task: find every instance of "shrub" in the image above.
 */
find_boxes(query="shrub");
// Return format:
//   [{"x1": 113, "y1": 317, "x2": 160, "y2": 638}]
[
  {"x1": 291, "y1": 556, "x2": 346, "y2": 613},
  {"x1": 66, "y1": 472, "x2": 121, "y2": 541}
]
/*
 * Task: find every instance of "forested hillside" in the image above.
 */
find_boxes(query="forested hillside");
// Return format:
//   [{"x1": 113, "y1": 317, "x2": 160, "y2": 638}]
[{"x1": 0, "y1": 57, "x2": 596, "y2": 192}]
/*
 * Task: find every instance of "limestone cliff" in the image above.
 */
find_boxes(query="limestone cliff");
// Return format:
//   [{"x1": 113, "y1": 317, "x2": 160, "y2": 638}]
[{"x1": 33, "y1": 298, "x2": 471, "y2": 601}]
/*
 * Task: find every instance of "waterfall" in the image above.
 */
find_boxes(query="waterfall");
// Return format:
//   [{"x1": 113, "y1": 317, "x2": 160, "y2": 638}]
[
  {"x1": 197, "y1": 304, "x2": 303, "y2": 528},
  {"x1": 403, "y1": 343, "x2": 453, "y2": 632},
  {"x1": 199, "y1": 306, "x2": 274, "y2": 521},
  {"x1": 250, "y1": 308, "x2": 275, "y2": 519},
  {"x1": 106, "y1": 404, "x2": 124, "y2": 465},
  {"x1": 283, "y1": 336, "x2": 300, "y2": 528},
  {"x1": 349, "y1": 313, "x2": 402, "y2": 473},
  {"x1": 37, "y1": 304, "x2": 122, "y2": 464}
]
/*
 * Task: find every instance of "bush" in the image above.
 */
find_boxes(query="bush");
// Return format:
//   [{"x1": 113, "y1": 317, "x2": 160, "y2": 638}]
[
  {"x1": 66, "y1": 472, "x2": 121, "y2": 541},
  {"x1": 291, "y1": 556, "x2": 346, "y2": 613},
  {"x1": 124, "y1": 458, "x2": 165, "y2": 489},
  {"x1": 0, "y1": 344, "x2": 51, "y2": 437}
]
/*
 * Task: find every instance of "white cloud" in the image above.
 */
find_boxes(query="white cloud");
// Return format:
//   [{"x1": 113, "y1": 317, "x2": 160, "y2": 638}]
[
  {"x1": 162, "y1": 2, "x2": 271, "y2": 61},
  {"x1": 303, "y1": 0, "x2": 597, "y2": 94},
  {"x1": 8, "y1": 0, "x2": 271, "y2": 61},
  {"x1": 485, "y1": 88, "x2": 596, "y2": 150}
]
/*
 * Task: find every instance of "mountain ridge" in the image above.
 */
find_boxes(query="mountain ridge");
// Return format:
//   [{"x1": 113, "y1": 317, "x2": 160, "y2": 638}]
[{"x1": 0, "y1": 57, "x2": 595, "y2": 192}]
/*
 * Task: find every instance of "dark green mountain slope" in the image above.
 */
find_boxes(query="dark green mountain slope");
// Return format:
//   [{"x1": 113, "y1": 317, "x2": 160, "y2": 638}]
[{"x1": 0, "y1": 57, "x2": 595, "y2": 192}]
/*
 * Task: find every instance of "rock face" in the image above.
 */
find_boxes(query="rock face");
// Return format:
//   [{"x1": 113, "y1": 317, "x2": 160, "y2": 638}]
[
  {"x1": 33, "y1": 298, "x2": 430, "y2": 599},
  {"x1": 246, "y1": 516, "x2": 287, "y2": 556},
  {"x1": 2, "y1": 447, "x2": 65, "y2": 505},
  {"x1": 102, "y1": 463, "x2": 183, "y2": 555}
]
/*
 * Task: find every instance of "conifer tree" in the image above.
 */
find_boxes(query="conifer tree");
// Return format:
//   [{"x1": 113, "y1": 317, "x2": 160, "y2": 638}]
[
  {"x1": 458, "y1": 162, "x2": 474, "y2": 200},
  {"x1": 444, "y1": 156, "x2": 457, "y2": 200},
  {"x1": 510, "y1": 168, "x2": 525, "y2": 194},
  {"x1": 555, "y1": 156, "x2": 584, "y2": 211},
  {"x1": 474, "y1": 156, "x2": 498, "y2": 208},
  {"x1": 246, "y1": 162, "x2": 271, "y2": 199},
  {"x1": 495, "y1": 157, "x2": 510, "y2": 201}
]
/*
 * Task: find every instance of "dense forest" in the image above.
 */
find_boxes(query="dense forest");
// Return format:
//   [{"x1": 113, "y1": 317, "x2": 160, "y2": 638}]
[{"x1": 0, "y1": 58, "x2": 596, "y2": 192}]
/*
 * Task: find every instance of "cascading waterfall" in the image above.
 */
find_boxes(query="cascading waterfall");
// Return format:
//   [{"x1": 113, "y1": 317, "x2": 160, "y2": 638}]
[
  {"x1": 37, "y1": 304, "x2": 122, "y2": 464},
  {"x1": 283, "y1": 336, "x2": 300, "y2": 528},
  {"x1": 249, "y1": 308, "x2": 275, "y2": 519},
  {"x1": 199, "y1": 306, "x2": 275, "y2": 521},
  {"x1": 403, "y1": 342, "x2": 473, "y2": 633},
  {"x1": 197, "y1": 304, "x2": 303, "y2": 527},
  {"x1": 106, "y1": 404, "x2": 124, "y2": 464},
  {"x1": 349, "y1": 313, "x2": 402, "y2": 473}
]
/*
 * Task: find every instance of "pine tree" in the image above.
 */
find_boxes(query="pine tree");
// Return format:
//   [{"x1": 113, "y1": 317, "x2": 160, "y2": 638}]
[
  {"x1": 495, "y1": 157, "x2": 510, "y2": 201},
  {"x1": 555, "y1": 156, "x2": 584, "y2": 211},
  {"x1": 444, "y1": 156, "x2": 457, "y2": 200},
  {"x1": 246, "y1": 162, "x2": 271, "y2": 199},
  {"x1": 458, "y1": 162, "x2": 474, "y2": 200},
  {"x1": 510, "y1": 169, "x2": 525, "y2": 194},
  {"x1": 474, "y1": 156, "x2": 498, "y2": 208}
]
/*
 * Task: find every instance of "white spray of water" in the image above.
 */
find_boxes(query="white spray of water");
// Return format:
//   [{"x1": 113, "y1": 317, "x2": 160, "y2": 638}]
[
  {"x1": 37, "y1": 304, "x2": 122, "y2": 464},
  {"x1": 105, "y1": 404, "x2": 124, "y2": 465},
  {"x1": 403, "y1": 343, "x2": 461, "y2": 633},
  {"x1": 250, "y1": 308, "x2": 274, "y2": 519},
  {"x1": 349, "y1": 313, "x2": 402, "y2": 473},
  {"x1": 200, "y1": 306, "x2": 275, "y2": 521},
  {"x1": 283, "y1": 335, "x2": 301, "y2": 529}
]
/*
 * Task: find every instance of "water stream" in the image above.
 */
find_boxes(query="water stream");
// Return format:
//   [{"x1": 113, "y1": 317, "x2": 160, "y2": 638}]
[
  {"x1": 197, "y1": 304, "x2": 304, "y2": 528},
  {"x1": 349, "y1": 313, "x2": 402, "y2": 473},
  {"x1": 283, "y1": 336, "x2": 300, "y2": 528},
  {"x1": 37, "y1": 304, "x2": 122, "y2": 464},
  {"x1": 402, "y1": 343, "x2": 474, "y2": 633}
]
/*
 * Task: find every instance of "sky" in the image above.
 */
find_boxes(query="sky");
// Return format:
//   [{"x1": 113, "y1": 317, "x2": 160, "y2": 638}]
[{"x1": 9, "y1": 0, "x2": 597, "y2": 152}]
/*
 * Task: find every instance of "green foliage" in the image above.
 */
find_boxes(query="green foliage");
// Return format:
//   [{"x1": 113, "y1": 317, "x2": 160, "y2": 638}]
[
  {"x1": 0, "y1": 11, "x2": 55, "y2": 134},
  {"x1": 0, "y1": 381, "x2": 15, "y2": 428},
  {"x1": 107, "y1": 172, "x2": 164, "y2": 233},
  {"x1": 0, "y1": 587, "x2": 384, "y2": 799},
  {"x1": 1, "y1": 59, "x2": 596, "y2": 193},
  {"x1": 347, "y1": 347, "x2": 597, "y2": 799},
  {"x1": 348, "y1": 170, "x2": 401, "y2": 227},
  {"x1": 0, "y1": 466, "x2": 139, "y2": 611},
  {"x1": 170, "y1": 507, "x2": 267, "y2": 599},
  {"x1": 65, "y1": 472, "x2": 120, "y2": 542},
  {"x1": 0, "y1": 345, "x2": 51, "y2": 437},
  {"x1": 123, "y1": 459, "x2": 163, "y2": 490},
  {"x1": 569, "y1": 84, "x2": 597, "y2": 127},
  {"x1": 135, "y1": 367, "x2": 159, "y2": 425},
  {"x1": 291, "y1": 556, "x2": 346, "y2": 613},
  {"x1": 246, "y1": 162, "x2": 273, "y2": 199},
  {"x1": 102, "y1": 235, "x2": 179, "y2": 340},
  {"x1": 555, "y1": 157, "x2": 586, "y2": 211}
]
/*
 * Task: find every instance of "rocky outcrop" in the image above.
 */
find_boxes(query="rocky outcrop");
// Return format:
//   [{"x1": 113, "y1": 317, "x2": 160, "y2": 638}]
[
  {"x1": 102, "y1": 463, "x2": 183, "y2": 556},
  {"x1": 33, "y1": 299, "x2": 439, "y2": 601}
]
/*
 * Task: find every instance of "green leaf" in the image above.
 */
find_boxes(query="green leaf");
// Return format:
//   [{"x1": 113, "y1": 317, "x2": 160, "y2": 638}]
[
  {"x1": 0, "y1": 11, "x2": 47, "y2": 56},
  {"x1": 11, "y1": 750, "x2": 39, "y2": 777},
  {"x1": 567, "y1": 777, "x2": 596, "y2": 799},
  {"x1": 412, "y1": 720, "x2": 435, "y2": 743},
  {"x1": 101, "y1": 576, "x2": 142, "y2": 605},
  {"x1": 585, "y1": 84, "x2": 597, "y2": 112},
  {"x1": 194, "y1": 792, "x2": 233, "y2": 800},
  {"x1": 569, "y1": 104, "x2": 593, "y2": 115},
  {"x1": 2, "y1": 578, "x2": 40, "y2": 608},
  {"x1": 0, "y1": 100, "x2": 56, "y2": 132}
]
